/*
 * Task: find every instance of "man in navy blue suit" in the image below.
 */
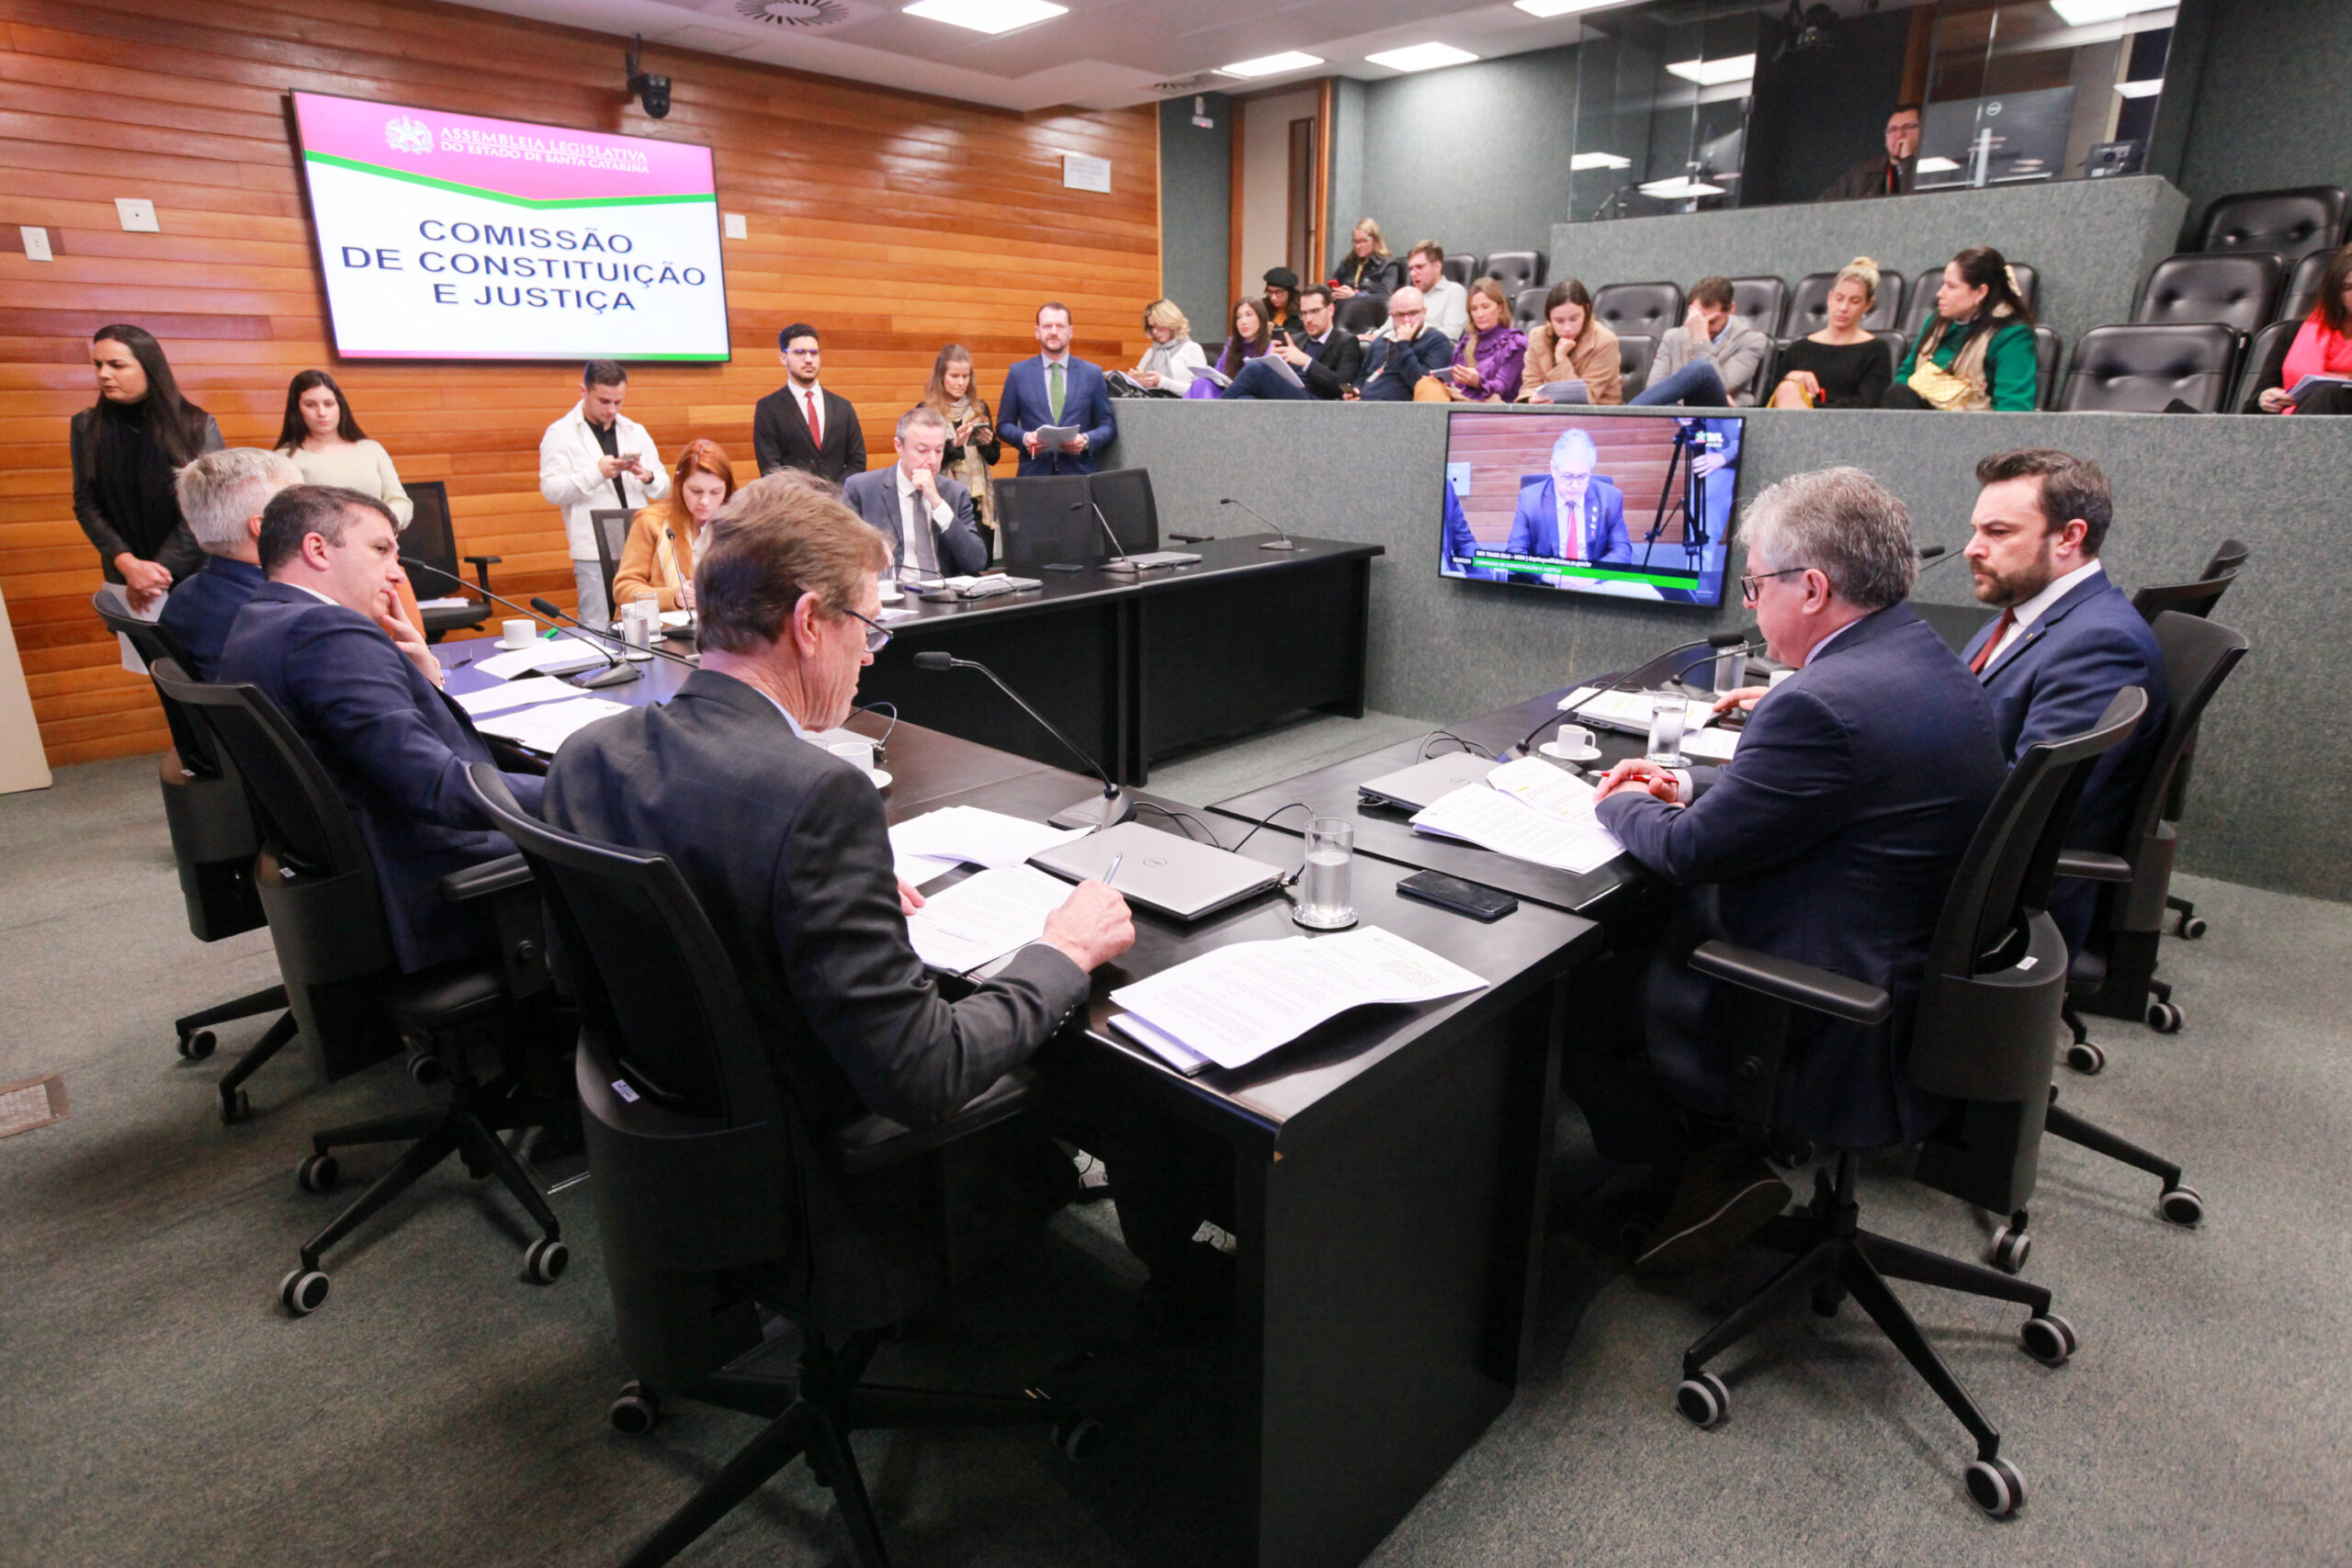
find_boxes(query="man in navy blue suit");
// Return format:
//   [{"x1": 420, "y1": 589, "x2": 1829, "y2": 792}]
[
  {"x1": 159, "y1": 447, "x2": 298, "y2": 678},
  {"x1": 996, "y1": 301, "x2": 1116, "y2": 476},
  {"x1": 1961, "y1": 449, "x2": 2168, "y2": 952},
  {"x1": 1502, "y1": 429, "x2": 1631, "y2": 567},
  {"x1": 216, "y1": 485, "x2": 547, "y2": 974},
  {"x1": 1586, "y1": 468, "x2": 2005, "y2": 1274}
]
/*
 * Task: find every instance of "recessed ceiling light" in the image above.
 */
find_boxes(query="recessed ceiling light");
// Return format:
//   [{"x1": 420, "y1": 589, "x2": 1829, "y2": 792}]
[
  {"x1": 1638, "y1": 176, "x2": 1724, "y2": 198},
  {"x1": 1514, "y1": 0, "x2": 1626, "y2": 15},
  {"x1": 1366, "y1": 42, "x2": 1478, "y2": 73},
  {"x1": 902, "y1": 0, "x2": 1067, "y2": 35},
  {"x1": 1569, "y1": 151, "x2": 1631, "y2": 170},
  {"x1": 2049, "y1": 0, "x2": 2169, "y2": 25},
  {"x1": 2113, "y1": 78, "x2": 2165, "y2": 97},
  {"x1": 1916, "y1": 155, "x2": 1962, "y2": 174},
  {"x1": 1664, "y1": 53, "x2": 1756, "y2": 86},
  {"x1": 1217, "y1": 51, "x2": 1324, "y2": 78}
]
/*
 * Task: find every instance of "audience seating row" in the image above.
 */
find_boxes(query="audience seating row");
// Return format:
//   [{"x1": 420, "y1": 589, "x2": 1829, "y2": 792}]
[
  {"x1": 2194, "y1": 185, "x2": 2346, "y2": 264},
  {"x1": 1441, "y1": 250, "x2": 1548, "y2": 297}
]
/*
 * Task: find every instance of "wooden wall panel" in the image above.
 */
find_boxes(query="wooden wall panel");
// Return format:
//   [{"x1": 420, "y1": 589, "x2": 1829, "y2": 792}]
[{"x1": 0, "y1": 0, "x2": 1161, "y2": 764}]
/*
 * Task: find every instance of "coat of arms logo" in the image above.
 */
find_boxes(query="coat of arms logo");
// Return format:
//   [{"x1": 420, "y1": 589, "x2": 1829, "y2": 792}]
[{"x1": 384, "y1": 115, "x2": 433, "y2": 154}]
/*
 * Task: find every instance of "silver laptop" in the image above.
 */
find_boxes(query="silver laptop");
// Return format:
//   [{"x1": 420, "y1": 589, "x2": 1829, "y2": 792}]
[
  {"x1": 1102, "y1": 550, "x2": 1203, "y2": 572},
  {"x1": 1357, "y1": 754, "x2": 1499, "y2": 812},
  {"x1": 1029, "y1": 820, "x2": 1281, "y2": 922}
]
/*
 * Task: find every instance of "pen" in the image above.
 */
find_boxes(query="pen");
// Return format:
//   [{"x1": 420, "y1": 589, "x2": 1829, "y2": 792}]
[{"x1": 1103, "y1": 853, "x2": 1122, "y2": 886}]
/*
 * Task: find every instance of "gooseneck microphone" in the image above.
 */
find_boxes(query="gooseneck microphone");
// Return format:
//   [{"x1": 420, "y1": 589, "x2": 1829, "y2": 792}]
[
  {"x1": 400, "y1": 555, "x2": 638, "y2": 688},
  {"x1": 1071, "y1": 499, "x2": 1139, "y2": 573},
  {"x1": 1218, "y1": 497, "x2": 1301, "y2": 552},
  {"x1": 529, "y1": 596, "x2": 701, "y2": 679},
  {"x1": 910, "y1": 650, "x2": 1135, "y2": 830},
  {"x1": 1917, "y1": 543, "x2": 1970, "y2": 572}
]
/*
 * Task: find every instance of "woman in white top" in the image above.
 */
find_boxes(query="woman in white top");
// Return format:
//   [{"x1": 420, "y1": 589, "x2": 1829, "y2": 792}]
[
  {"x1": 275, "y1": 369, "x2": 413, "y2": 527},
  {"x1": 1129, "y1": 299, "x2": 1207, "y2": 393}
]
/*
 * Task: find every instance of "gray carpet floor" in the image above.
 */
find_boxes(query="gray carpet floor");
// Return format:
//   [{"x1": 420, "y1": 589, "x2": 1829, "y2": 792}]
[{"x1": 3, "y1": 728, "x2": 2347, "y2": 1567}]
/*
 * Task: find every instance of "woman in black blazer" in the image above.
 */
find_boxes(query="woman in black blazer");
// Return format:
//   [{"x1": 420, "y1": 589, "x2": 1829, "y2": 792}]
[{"x1": 73, "y1": 324, "x2": 222, "y2": 611}]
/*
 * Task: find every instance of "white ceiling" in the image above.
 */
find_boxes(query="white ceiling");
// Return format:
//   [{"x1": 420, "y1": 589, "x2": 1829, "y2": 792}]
[{"x1": 440, "y1": 0, "x2": 1645, "y2": 113}]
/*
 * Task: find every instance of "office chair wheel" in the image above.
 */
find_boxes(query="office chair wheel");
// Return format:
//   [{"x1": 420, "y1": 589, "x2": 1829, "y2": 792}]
[
  {"x1": 278, "y1": 1267, "x2": 331, "y2": 1316},
  {"x1": 220, "y1": 1087, "x2": 251, "y2": 1124},
  {"x1": 1988, "y1": 1224, "x2": 2030, "y2": 1274},
  {"x1": 2178, "y1": 916, "x2": 2208, "y2": 941},
  {"x1": 1674, "y1": 1371, "x2": 1729, "y2": 1429},
  {"x1": 2146, "y1": 1000, "x2": 2184, "y2": 1034},
  {"x1": 1768, "y1": 1139, "x2": 1815, "y2": 1170},
  {"x1": 296, "y1": 1153, "x2": 340, "y2": 1194},
  {"x1": 1052, "y1": 1416, "x2": 1103, "y2": 1461},
  {"x1": 2158, "y1": 1184, "x2": 2204, "y2": 1227},
  {"x1": 178, "y1": 1030, "x2": 217, "y2": 1060},
  {"x1": 2064, "y1": 1040, "x2": 2106, "y2": 1075},
  {"x1": 521, "y1": 1237, "x2": 570, "y2": 1284},
  {"x1": 2019, "y1": 1313, "x2": 2077, "y2": 1367},
  {"x1": 1963, "y1": 1456, "x2": 2027, "y2": 1518},
  {"x1": 406, "y1": 1052, "x2": 451, "y2": 1088},
  {"x1": 609, "y1": 1382, "x2": 661, "y2": 1436}
]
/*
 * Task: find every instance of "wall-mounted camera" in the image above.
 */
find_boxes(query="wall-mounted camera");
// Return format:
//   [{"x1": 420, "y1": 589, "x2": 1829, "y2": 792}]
[{"x1": 626, "y1": 36, "x2": 673, "y2": 119}]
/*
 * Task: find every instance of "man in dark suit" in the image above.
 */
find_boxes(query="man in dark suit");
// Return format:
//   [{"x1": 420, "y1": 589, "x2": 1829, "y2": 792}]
[
  {"x1": 1962, "y1": 449, "x2": 2168, "y2": 952},
  {"x1": 1502, "y1": 429, "x2": 1631, "y2": 566},
  {"x1": 215, "y1": 486, "x2": 547, "y2": 973},
  {"x1": 1817, "y1": 103, "x2": 1922, "y2": 201},
  {"x1": 1220, "y1": 285, "x2": 1363, "y2": 400},
  {"x1": 752, "y1": 322, "x2": 866, "y2": 483},
  {"x1": 997, "y1": 301, "x2": 1116, "y2": 476},
  {"x1": 1348, "y1": 287, "x2": 1453, "y2": 401},
  {"x1": 1587, "y1": 468, "x2": 2006, "y2": 1273},
  {"x1": 840, "y1": 405, "x2": 988, "y2": 578},
  {"x1": 159, "y1": 447, "x2": 298, "y2": 678}
]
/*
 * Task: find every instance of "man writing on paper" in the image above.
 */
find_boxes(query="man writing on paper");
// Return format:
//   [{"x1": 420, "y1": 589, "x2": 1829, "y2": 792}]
[
  {"x1": 1579, "y1": 468, "x2": 2004, "y2": 1274},
  {"x1": 1502, "y1": 429, "x2": 1631, "y2": 567},
  {"x1": 546, "y1": 475, "x2": 1237, "y2": 1336}
]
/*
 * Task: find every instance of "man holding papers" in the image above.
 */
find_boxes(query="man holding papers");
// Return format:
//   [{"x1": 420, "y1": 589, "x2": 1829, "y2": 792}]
[{"x1": 1583, "y1": 468, "x2": 2003, "y2": 1275}]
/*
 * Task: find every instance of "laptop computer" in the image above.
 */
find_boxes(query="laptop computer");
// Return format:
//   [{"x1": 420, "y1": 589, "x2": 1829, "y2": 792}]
[
  {"x1": 1357, "y1": 754, "x2": 1499, "y2": 812},
  {"x1": 1028, "y1": 820, "x2": 1282, "y2": 922}
]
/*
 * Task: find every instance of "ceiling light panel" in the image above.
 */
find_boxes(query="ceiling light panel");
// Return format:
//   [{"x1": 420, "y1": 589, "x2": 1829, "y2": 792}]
[
  {"x1": 2049, "y1": 0, "x2": 2169, "y2": 25},
  {"x1": 2113, "y1": 78, "x2": 2164, "y2": 97},
  {"x1": 1663, "y1": 53, "x2": 1755, "y2": 86},
  {"x1": 1514, "y1": 0, "x2": 1628, "y2": 16},
  {"x1": 1366, "y1": 42, "x2": 1477, "y2": 73},
  {"x1": 901, "y1": 0, "x2": 1067, "y2": 35},
  {"x1": 1217, "y1": 51, "x2": 1324, "y2": 77},
  {"x1": 1639, "y1": 176, "x2": 1724, "y2": 198},
  {"x1": 1569, "y1": 151, "x2": 1631, "y2": 170}
]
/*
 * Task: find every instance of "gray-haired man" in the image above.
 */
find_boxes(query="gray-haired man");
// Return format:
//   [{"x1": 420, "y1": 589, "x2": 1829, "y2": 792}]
[
  {"x1": 159, "y1": 447, "x2": 301, "y2": 677},
  {"x1": 840, "y1": 405, "x2": 989, "y2": 576}
]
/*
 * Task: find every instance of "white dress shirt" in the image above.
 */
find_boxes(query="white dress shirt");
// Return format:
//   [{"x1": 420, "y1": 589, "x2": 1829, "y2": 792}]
[
  {"x1": 892, "y1": 464, "x2": 953, "y2": 576},
  {"x1": 794, "y1": 380, "x2": 828, "y2": 446},
  {"x1": 1983, "y1": 559, "x2": 2104, "y2": 667}
]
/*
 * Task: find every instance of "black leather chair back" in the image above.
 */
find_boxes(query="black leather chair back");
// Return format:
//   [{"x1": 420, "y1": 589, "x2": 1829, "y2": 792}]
[
  {"x1": 2131, "y1": 551, "x2": 2244, "y2": 625},
  {"x1": 1087, "y1": 467, "x2": 1159, "y2": 554},
  {"x1": 1483, "y1": 251, "x2": 1543, "y2": 296},
  {"x1": 2233, "y1": 318, "x2": 2301, "y2": 412},
  {"x1": 1440, "y1": 254, "x2": 1476, "y2": 288},
  {"x1": 2198, "y1": 186, "x2": 2348, "y2": 263},
  {"x1": 1512, "y1": 286, "x2": 1547, "y2": 328},
  {"x1": 1787, "y1": 270, "x2": 1905, "y2": 335},
  {"x1": 588, "y1": 507, "x2": 634, "y2": 615},
  {"x1": 2112, "y1": 614, "x2": 2247, "y2": 906},
  {"x1": 1871, "y1": 329, "x2": 1908, "y2": 383},
  {"x1": 1336, "y1": 293, "x2": 1387, "y2": 334},
  {"x1": 2134, "y1": 251, "x2": 2283, "y2": 334},
  {"x1": 1728, "y1": 276, "x2": 1788, "y2": 339},
  {"x1": 92, "y1": 592, "x2": 216, "y2": 773},
  {"x1": 1592, "y1": 282, "x2": 1683, "y2": 342},
  {"x1": 2058, "y1": 323, "x2": 2237, "y2": 413},
  {"x1": 2033, "y1": 324, "x2": 2064, "y2": 410},
  {"x1": 2278, "y1": 247, "x2": 2331, "y2": 322},
  {"x1": 2195, "y1": 537, "x2": 2250, "y2": 582},
  {"x1": 1616, "y1": 333, "x2": 1657, "y2": 399},
  {"x1": 402, "y1": 481, "x2": 489, "y2": 639},
  {"x1": 994, "y1": 475, "x2": 1097, "y2": 568}
]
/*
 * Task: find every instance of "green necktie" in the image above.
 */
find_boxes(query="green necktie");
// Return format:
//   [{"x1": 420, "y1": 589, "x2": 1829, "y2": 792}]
[{"x1": 1047, "y1": 360, "x2": 1066, "y2": 423}]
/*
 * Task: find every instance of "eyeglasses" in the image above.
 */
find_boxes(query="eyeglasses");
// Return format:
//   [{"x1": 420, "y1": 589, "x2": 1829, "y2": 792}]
[
  {"x1": 1739, "y1": 565, "x2": 1809, "y2": 604},
  {"x1": 784, "y1": 346, "x2": 821, "y2": 358},
  {"x1": 843, "y1": 606, "x2": 892, "y2": 654}
]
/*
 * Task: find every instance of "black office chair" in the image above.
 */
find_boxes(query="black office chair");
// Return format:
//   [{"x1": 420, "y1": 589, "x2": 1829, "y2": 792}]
[
  {"x1": 2277, "y1": 247, "x2": 2331, "y2": 323},
  {"x1": 1591, "y1": 281, "x2": 1683, "y2": 343},
  {"x1": 2057, "y1": 324, "x2": 2238, "y2": 413},
  {"x1": 461, "y1": 764, "x2": 1093, "y2": 1568},
  {"x1": 402, "y1": 480, "x2": 498, "y2": 643},
  {"x1": 1616, "y1": 333, "x2": 1657, "y2": 400},
  {"x1": 89, "y1": 595, "x2": 296, "y2": 1119},
  {"x1": 2127, "y1": 542, "x2": 2246, "y2": 940},
  {"x1": 1440, "y1": 254, "x2": 1476, "y2": 288},
  {"x1": 1871, "y1": 328, "x2": 1908, "y2": 385},
  {"x1": 1788, "y1": 270, "x2": 1905, "y2": 336},
  {"x1": 2233, "y1": 319, "x2": 2302, "y2": 412},
  {"x1": 1512, "y1": 286, "x2": 1548, "y2": 329},
  {"x1": 589, "y1": 506, "x2": 636, "y2": 617},
  {"x1": 1669, "y1": 688, "x2": 2145, "y2": 1517},
  {"x1": 1728, "y1": 276, "x2": 1788, "y2": 339},
  {"x1": 2196, "y1": 186, "x2": 2347, "y2": 264},
  {"x1": 994, "y1": 475, "x2": 1097, "y2": 570},
  {"x1": 1087, "y1": 466, "x2": 1160, "y2": 553},
  {"x1": 1902, "y1": 263, "x2": 2037, "y2": 336},
  {"x1": 2133, "y1": 251, "x2": 2284, "y2": 335},
  {"x1": 149, "y1": 660, "x2": 568, "y2": 1314},
  {"x1": 2033, "y1": 324, "x2": 2064, "y2": 410},
  {"x1": 1484, "y1": 250, "x2": 1544, "y2": 296},
  {"x1": 1336, "y1": 293, "x2": 1388, "y2": 334}
]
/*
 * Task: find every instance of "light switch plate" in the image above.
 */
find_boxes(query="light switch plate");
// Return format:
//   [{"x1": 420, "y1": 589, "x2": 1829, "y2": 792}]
[
  {"x1": 116, "y1": 197, "x2": 160, "y2": 232},
  {"x1": 722, "y1": 212, "x2": 747, "y2": 240},
  {"x1": 19, "y1": 226, "x2": 52, "y2": 262}
]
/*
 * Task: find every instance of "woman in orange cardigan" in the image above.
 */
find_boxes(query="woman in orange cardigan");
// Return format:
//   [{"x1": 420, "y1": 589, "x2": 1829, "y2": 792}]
[
  {"x1": 611, "y1": 439, "x2": 735, "y2": 613},
  {"x1": 1517, "y1": 278, "x2": 1623, "y2": 405}
]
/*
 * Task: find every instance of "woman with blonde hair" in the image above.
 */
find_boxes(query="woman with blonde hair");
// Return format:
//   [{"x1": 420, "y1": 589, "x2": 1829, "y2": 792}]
[
  {"x1": 1128, "y1": 299, "x2": 1207, "y2": 393},
  {"x1": 1331, "y1": 219, "x2": 1405, "y2": 302},
  {"x1": 1769, "y1": 257, "x2": 1895, "y2": 409},
  {"x1": 921, "y1": 344, "x2": 1002, "y2": 539},
  {"x1": 611, "y1": 439, "x2": 735, "y2": 612},
  {"x1": 1444, "y1": 278, "x2": 1529, "y2": 402}
]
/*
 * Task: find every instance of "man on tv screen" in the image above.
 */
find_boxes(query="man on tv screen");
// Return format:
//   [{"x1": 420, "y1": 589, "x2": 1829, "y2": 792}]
[{"x1": 1504, "y1": 429, "x2": 1629, "y2": 565}]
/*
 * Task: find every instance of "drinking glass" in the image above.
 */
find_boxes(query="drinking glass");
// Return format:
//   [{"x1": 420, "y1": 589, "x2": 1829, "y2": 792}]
[{"x1": 1294, "y1": 817, "x2": 1358, "y2": 930}]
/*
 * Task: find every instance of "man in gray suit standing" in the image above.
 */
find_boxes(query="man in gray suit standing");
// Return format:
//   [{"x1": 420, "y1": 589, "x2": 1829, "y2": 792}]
[{"x1": 842, "y1": 405, "x2": 989, "y2": 578}]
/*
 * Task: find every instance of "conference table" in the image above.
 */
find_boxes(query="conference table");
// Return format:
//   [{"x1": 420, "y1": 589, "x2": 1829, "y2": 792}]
[{"x1": 440, "y1": 640, "x2": 1601, "y2": 1568}]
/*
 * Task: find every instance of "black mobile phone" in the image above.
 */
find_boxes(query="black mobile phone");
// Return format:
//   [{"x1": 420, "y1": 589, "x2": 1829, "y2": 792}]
[{"x1": 1396, "y1": 870, "x2": 1519, "y2": 922}]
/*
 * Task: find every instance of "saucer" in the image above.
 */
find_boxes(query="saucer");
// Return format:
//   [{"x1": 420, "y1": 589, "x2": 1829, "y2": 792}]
[
  {"x1": 1539, "y1": 741, "x2": 1602, "y2": 763},
  {"x1": 868, "y1": 769, "x2": 892, "y2": 790},
  {"x1": 494, "y1": 636, "x2": 539, "y2": 650}
]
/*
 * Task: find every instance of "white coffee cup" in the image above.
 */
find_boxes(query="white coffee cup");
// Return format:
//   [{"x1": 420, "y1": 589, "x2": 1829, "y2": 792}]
[
  {"x1": 1555, "y1": 723, "x2": 1597, "y2": 753},
  {"x1": 829, "y1": 738, "x2": 876, "y2": 774},
  {"x1": 501, "y1": 618, "x2": 537, "y2": 646}
]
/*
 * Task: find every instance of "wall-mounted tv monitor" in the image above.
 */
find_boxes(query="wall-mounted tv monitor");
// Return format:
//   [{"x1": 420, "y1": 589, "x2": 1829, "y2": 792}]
[
  {"x1": 289, "y1": 91, "x2": 729, "y2": 362},
  {"x1": 1440, "y1": 409, "x2": 1744, "y2": 607}
]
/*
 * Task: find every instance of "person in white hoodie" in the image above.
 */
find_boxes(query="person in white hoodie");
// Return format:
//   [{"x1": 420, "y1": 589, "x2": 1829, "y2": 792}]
[{"x1": 538, "y1": 360, "x2": 668, "y2": 625}]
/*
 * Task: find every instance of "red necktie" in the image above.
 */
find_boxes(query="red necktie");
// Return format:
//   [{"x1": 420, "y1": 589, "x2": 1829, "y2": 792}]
[
  {"x1": 1970, "y1": 608, "x2": 2014, "y2": 674},
  {"x1": 804, "y1": 390, "x2": 823, "y2": 447}
]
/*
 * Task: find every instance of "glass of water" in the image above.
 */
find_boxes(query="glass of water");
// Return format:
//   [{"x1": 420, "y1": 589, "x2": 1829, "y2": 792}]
[
  {"x1": 1712, "y1": 644, "x2": 1748, "y2": 695},
  {"x1": 1294, "y1": 817, "x2": 1358, "y2": 930},
  {"x1": 1646, "y1": 694, "x2": 1689, "y2": 767}
]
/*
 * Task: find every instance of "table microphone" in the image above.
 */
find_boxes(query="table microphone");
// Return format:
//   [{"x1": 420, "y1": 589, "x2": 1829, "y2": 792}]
[
  {"x1": 909, "y1": 650, "x2": 1135, "y2": 830},
  {"x1": 1917, "y1": 544, "x2": 1970, "y2": 572},
  {"x1": 1072, "y1": 499, "x2": 1140, "y2": 573},
  {"x1": 1218, "y1": 497, "x2": 1301, "y2": 552},
  {"x1": 399, "y1": 556, "x2": 637, "y2": 688},
  {"x1": 529, "y1": 596, "x2": 702, "y2": 682}
]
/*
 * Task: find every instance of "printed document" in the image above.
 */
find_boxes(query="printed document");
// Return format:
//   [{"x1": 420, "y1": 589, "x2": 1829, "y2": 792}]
[
  {"x1": 889, "y1": 807, "x2": 1090, "y2": 871},
  {"x1": 1556, "y1": 685, "x2": 1716, "y2": 733},
  {"x1": 1410, "y1": 781, "x2": 1622, "y2": 874},
  {"x1": 905, "y1": 864, "x2": 1070, "y2": 975},
  {"x1": 471, "y1": 696, "x2": 631, "y2": 752},
  {"x1": 474, "y1": 639, "x2": 609, "y2": 680},
  {"x1": 451, "y1": 675, "x2": 579, "y2": 717}
]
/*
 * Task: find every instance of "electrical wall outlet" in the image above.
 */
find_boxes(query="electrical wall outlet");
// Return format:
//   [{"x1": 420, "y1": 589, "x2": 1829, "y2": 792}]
[
  {"x1": 19, "y1": 226, "x2": 53, "y2": 262},
  {"x1": 723, "y1": 212, "x2": 747, "y2": 240},
  {"x1": 115, "y1": 197, "x2": 159, "y2": 232}
]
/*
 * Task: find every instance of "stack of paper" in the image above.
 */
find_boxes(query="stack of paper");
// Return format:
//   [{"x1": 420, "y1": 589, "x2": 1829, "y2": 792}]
[
  {"x1": 474, "y1": 639, "x2": 609, "y2": 680},
  {"x1": 451, "y1": 675, "x2": 580, "y2": 717},
  {"x1": 1555, "y1": 686, "x2": 1717, "y2": 735},
  {"x1": 905, "y1": 864, "x2": 1071, "y2": 974},
  {"x1": 1109, "y1": 927, "x2": 1486, "y2": 1073},
  {"x1": 1679, "y1": 727, "x2": 1739, "y2": 761},
  {"x1": 889, "y1": 807, "x2": 1089, "y2": 871},
  {"x1": 1408, "y1": 757, "x2": 1623, "y2": 874},
  {"x1": 472, "y1": 696, "x2": 632, "y2": 752}
]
